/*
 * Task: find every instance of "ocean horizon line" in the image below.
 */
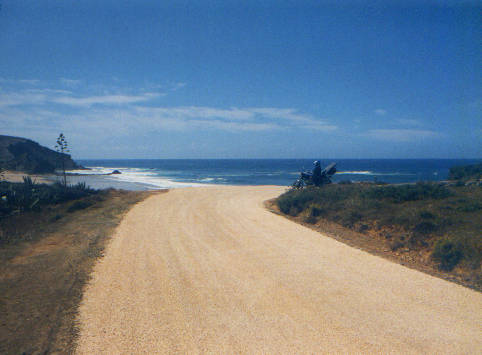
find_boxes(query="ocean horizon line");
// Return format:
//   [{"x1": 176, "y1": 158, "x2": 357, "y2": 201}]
[{"x1": 76, "y1": 157, "x2": 482, "y2": 161}]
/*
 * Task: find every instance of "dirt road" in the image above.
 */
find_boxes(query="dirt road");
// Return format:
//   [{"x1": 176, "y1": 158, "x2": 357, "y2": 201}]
[{"x1": 76, "y1": 186, "x2": 481, "y2": 354}]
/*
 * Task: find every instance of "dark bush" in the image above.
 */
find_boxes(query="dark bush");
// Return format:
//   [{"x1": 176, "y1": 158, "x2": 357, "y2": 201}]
[
  {"x1": 0, "y1": 180, "x2": 98, "y2": 218},
  {"x1": 389, "y1": 238, "x2": 405, "y2": 251},
  {"x1": 50, "y1": 214, "x2": 63, "y2": 222},
  {"x1": 277, "y1": 185, "x2": 361, "y2": 216},
  {"x1": 419, "y1": 210, "x2": 435, "y2": 219},
  {"x1": 408, "y1": 233, "x2": 429, "y2": 247},
  {"x1": 449, "y1": 163, "x2": 482, "y2": 181},
  {"x1": 341, "y1": 211, "x2": 363, "y2": 228},
  {"x1": 358, "y1": 224, "x2": 369, "y2": 233},
  {"x1": 365, "y1": 182, "x2": 451, "y2": 203},
  {"x1": 304, "y1": 215, "x2": 318, "y2": 224},
  {"x1": 432, "y1": 239, "x2": 464, "y2": 271},
  {"x1": 457, "y1": 202, "x2": 482, "y2": 213},
  {"x1": 309, "y1": 205, "x2": 325, "y2": 217},
  {"x1": 414, "y1": 221, "x2": 437, "y2": 235},
  {"x1": 277, "y1": 188, "x2": 319, "y2": 216}
]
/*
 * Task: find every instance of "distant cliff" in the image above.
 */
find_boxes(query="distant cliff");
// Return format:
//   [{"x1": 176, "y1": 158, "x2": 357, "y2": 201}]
[{"x1": 0, "y1": 135, "x2": 83, "y2": 173}]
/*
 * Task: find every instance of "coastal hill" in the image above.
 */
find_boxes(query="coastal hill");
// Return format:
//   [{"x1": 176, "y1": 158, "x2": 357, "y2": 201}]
[{"x1": 0, "y1": 135, "x2": 83, "y2": 173}]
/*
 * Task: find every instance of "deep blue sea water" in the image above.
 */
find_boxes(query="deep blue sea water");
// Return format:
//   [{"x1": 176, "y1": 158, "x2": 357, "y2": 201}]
[{"x1": 69, "y1": 159, "x2": 481, "y2": 190}]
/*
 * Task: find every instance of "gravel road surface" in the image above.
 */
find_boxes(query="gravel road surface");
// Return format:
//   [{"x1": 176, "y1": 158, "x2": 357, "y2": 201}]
[{"x1": 76, "y1": 186, "x2": 481, "y2": 354}]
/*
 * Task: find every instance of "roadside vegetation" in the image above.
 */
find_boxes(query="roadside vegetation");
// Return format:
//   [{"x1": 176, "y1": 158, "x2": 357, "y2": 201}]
[
  {"x1": 276, "y1": 180, "x2": 481, "y2": 290},
  {"x1": 0, "y1": 133, "x2": 159, "y2": 353},
  {"x1": 0, "y1": 177, "x2": 155, "y2": 354},
  {"x1": 448, "y1": 163, "x2": 482, "y2": 182},
  {"x1": 0, "y1": 178, "x2": 97, "y2": 225}
]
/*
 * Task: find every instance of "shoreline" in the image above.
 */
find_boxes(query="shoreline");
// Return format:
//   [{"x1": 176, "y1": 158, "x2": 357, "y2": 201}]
[
  {"x1": 3, "y1": 171, "x2": 55, "y2": 185},
  {"x1": 2, "y1": 170, "x2": 160, "y2": 191},
  {"x1": 4, "y1": 169, "x2": 478, "y2": 191}
]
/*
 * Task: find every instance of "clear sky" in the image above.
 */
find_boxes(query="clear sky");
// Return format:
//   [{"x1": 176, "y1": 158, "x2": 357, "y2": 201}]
[{"x1": 0, "y1": 0, "x2": 480, "y2": 159}]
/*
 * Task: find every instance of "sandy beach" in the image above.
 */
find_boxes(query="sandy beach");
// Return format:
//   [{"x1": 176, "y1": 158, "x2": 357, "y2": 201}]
[
  {"x1": 3, "y1": 171, "x2": 54, "y2": 184},
  {"x1": 75, "y1": 186, "x2": 482, "y2": 354},
  {"x1": 2, "y1": 170, "x2": 156, "y2": 190}
]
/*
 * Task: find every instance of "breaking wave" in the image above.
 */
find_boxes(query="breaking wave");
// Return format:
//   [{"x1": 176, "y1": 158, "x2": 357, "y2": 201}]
[
  {"x1": 67, "y1": 167, "x2": 212, "y2": 189},
  {"x1": 337, "y1": 171, "x2": 374, "y2": 175}
]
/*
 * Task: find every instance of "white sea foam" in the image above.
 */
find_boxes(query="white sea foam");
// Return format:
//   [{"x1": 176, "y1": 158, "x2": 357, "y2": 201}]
[
  {"x1": 200, "y1": 177, "x2": 226, "y2": 182},
  {"x1": 67, "y1": 167, "x2": 119, "y2": 175},
  {"x1": 337, "y1": 170, "x2": 415, "y2": 176},
  {"x1": 67, "y1": 167, "x2": 213, "y2": 189},
  {"x1": 337, "y1": 171, "x2": 374, "y2": 175}
]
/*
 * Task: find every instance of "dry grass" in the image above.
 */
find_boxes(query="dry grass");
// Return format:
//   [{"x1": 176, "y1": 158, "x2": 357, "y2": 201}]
[{"x1": 0, "y1": 189, "x2": 158, "y2": 354}]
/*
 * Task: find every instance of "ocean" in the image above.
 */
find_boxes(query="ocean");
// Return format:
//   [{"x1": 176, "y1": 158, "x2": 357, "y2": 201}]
[{"x1": 65, "y1": 159, "x2": 481, "y2": 190}]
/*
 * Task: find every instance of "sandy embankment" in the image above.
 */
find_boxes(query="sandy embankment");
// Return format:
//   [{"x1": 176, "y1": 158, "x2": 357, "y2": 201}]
[
  {"x1": 3, "y1": 171, "x2": 54, "y2": 184},
  {"x1": 76, "y1": 186, "x2": 482, "y2": 354}
]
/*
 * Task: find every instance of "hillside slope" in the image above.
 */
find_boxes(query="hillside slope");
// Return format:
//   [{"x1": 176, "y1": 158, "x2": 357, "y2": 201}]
[{"x1": 0, "y1": 135, "x2": 83, "y2": 173}]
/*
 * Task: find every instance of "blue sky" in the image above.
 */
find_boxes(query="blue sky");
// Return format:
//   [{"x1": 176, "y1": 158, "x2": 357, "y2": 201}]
[{"x1": 0, "y1": 0, "x2": 480, "y2": 159}]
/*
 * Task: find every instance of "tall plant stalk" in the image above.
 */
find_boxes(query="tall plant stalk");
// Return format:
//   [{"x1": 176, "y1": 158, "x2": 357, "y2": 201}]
[{"x1": 55, "y1": 133, "x2": 69, "y2": 186}]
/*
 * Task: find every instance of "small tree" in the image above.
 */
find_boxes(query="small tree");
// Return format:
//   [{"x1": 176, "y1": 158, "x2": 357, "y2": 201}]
[{"x1": 55, "y1": 133, "x2": 69, "y2": 186}]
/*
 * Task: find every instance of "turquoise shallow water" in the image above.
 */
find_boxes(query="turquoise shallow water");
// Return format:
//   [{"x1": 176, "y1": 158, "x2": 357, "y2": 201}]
[{"x1": 67, "y1": 159, "x2": 481, "y2": 190}]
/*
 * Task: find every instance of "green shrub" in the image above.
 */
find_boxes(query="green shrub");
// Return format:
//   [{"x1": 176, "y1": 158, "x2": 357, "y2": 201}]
[
  {"x1": 408, "y1": 233, "x2": 429, "y2": 247},
  {"x1": 358, "y1": 224, "x2": 369, "y2": 233},
  {"x1": 0, "y1": 181, "x2": 98, "y2": 218},
  {"x1": 432, "y1": 238, "x2": 464, "y2": 271},
  {"x1": 365, "y1": 182, "x2": 451, "y2": 203},
  {"x1": 449, "y1": 163, "x2": 482, "y2": 181},
  {"x1": 342, "y1": 211, "x2": 363, "y2": 228},
  {"x1": 414, "y1": 221, "x2": 437, "y2": 235},
  {"x1": 419, "y1": 210, "x2": 435, "y2": 219},
  {"x1": 309, "y1": 204, "x2": 325, "y2": 217},
  {"x1": 389, "y1": 238, "x2": 405, "y2": 251},
  {"x1": 50, "y1": 214, "x2": 63, "y2": 222},
  {"x1": 457, "y1": 202, "x2": 482, "y2": 213},
  {"x1": 277, "y1": 188, "x2": 320, "y2": 216},
  {"x1": 303, "y1": 215, "x2": 318, "y2": 224}
]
